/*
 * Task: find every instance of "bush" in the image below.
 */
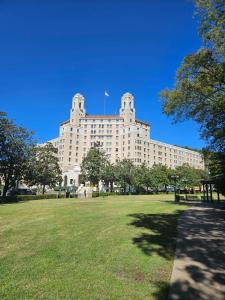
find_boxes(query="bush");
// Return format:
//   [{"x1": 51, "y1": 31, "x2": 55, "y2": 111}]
[
  {"x1": 0, "y1": 196, "x2": 19, "y2": 204},
  {"x1": 0, "y1": 193, "x2": 65, "y2": 204},
  {"x1": 17, "y1": 194, "x2": 58, "y2": 201},
  {"x1": 92, "y1": 192, "x2": 117, "y2": 198}
]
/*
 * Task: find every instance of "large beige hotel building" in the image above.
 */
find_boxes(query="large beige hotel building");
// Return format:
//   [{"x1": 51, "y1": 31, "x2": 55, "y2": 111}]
[{"x1": 48, "y1": 92, "x2": 204, "y2": 186}]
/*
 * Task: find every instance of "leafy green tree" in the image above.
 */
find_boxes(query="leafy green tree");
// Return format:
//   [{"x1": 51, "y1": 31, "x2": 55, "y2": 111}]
[
  {"x1": 133, "y1": 164, "x2": 152, "y2": 193},
  {"x1": 175, "y1": 163, "x2": 208, "y2": 190},
  {"x1": 25, "y1": 143, "x2": 62, "y2": 194},
  {"x1": 196, "y1": 0, "x2": 225, "y2": 57},
  {"x1": 160, "y1": 0, "x2": 225, "y2": 193},
  {"x1": 101, "y1": 162, "x2": 116, "y2": 192},
  {"x1": 149, "y1": 164, "x2": 171, "y2": 191},
  {"x1": 81, "y1": 144, "x2": 107, "y2": 187},
  {"x1": 207, "y1": 152, "x2": 225, "y2": 195},
  {"x1": 132, "y1": 165, "x2": 144, "y2": 193},
  {"x1": 160, "y1": 48, "x2": 225, "y2": 151},
  {"x1": 114, "y1": 159, "x2": 135, "y2": 193},
  {"x1": 160, "y1": 0, "x2": 225, "y2": 151},
  {"x1": 0, "y1": 115, "x2": 34, "y2": 197}
]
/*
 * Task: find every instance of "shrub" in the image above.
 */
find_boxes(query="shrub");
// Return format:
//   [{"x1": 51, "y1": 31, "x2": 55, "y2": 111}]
[
  {"x1": 17, "y1": 194, "x2": 58, "y2": 201},
  {"x1": 0, "y1": 193, "x2": 66, "y2": 204},
  {"x1": 92, "y1": 192, "x2": 117, "y2": 198}
]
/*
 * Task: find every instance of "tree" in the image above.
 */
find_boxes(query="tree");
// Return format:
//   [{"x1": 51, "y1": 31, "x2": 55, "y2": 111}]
[
  {"x1": 160, "y1": 0, "x2": 225, "y2": 193},
  {"x1": 132, "y1": 165, "x2": 144, "y2": 193},
  {"x1": 0, "y1": 115, "x2": 34, "y2": 197},
  {"x1": 175, "y1": 163, "x2": 208, "y2": 190},
  {"x1": 206, "y1": 151, "x2": 225, "y2": 195},
  {"x1": 160, "y1": 48, "x2": 225, "y2": 151},
  {"x1": 196, "y1": 0, "x2": 225, "y2": 58},
  {"x1": 81, "y1": 143, "x2": 107, "y2": 186},
  {"x1": 114, "y1": 159, "x2": 135, "y2": 193},
  {"x1": 25, "y1": 143, "x2": 62, "y2": 194},
  {"x1": 148, "y1": 164, "x2": 171, "y2": 191},
  {"x1": 101, "y1": 162, "x2": 116, "y2": 192},
  {"x1": 132, "y1": 164, "x2": 152, "y2": 193}
]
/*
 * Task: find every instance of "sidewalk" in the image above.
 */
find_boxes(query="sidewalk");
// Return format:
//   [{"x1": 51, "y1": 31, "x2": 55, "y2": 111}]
[{"x1": 168, "y1": 205, "x2": 225, "y2": 300}]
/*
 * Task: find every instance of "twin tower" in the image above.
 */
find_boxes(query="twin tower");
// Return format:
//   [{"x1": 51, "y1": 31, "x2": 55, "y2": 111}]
[{"x1": 70, "y1": 92, "x2": 136, "y2": 125}]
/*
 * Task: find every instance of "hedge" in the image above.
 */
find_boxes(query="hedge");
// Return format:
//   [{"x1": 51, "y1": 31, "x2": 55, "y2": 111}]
[
  {"x1": 92, "y1": 192, "x2": 117, "y2": 198},
  {"x1": 0, "y1": 193, "x2": 67, "y2": 204}
]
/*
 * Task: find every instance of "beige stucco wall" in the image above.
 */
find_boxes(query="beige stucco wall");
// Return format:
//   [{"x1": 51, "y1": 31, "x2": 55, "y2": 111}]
[{"x1": 46, "y1": 92, "x2": 204, "y2": 185}]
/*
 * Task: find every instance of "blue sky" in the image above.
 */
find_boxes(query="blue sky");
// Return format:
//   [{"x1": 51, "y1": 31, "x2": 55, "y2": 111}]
[{"x1": 0, "y1": 0, "x2": 205, "y2": 148}]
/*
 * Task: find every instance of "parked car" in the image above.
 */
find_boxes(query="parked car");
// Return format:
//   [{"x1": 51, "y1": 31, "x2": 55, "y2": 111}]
[{"x1": 6, "y1": 188, "x2": 36, "y2": 196}]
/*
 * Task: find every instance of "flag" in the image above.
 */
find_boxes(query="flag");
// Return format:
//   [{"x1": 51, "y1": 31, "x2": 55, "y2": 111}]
[{"x1": 104, "y1": 91, "x2": 109, "y2": 97}]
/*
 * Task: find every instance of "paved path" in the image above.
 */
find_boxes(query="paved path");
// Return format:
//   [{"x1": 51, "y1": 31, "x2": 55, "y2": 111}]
[{"x1": 168, "y1": 205, "x2": 225, "y2": 300}]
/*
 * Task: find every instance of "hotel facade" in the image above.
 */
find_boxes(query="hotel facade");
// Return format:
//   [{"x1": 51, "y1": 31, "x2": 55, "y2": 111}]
[{"x1": 47, "y1": 93, "x2": 204, "y2": 186}]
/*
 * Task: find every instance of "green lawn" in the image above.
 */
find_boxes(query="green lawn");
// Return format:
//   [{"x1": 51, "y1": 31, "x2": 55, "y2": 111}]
[{"x1": 0, "y1": 195, "x2": 187, "y2": 300}]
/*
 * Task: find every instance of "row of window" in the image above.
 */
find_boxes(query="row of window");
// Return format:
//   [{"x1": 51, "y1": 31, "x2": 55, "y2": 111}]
[
  {"x1": 153, "y1": 144, "x2": 201, "y2": 158},
  {"x1": 80, "y1": 119, "x2": 122, "y2": 123}
]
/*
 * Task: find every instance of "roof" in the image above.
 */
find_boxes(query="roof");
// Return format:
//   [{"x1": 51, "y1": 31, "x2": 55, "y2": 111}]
[
  {"x1": 135, "y1": 119, "x2": 150, "y2": 126},
  {"x1": 60, "y1": 119, "x2": 70, "y2": 126},
  {"x1": 80, "y1": 115, "x2": 123, "y2": 120},
  {"x1": 60, "y1": 116, "x2": 150, "y2": 126}
]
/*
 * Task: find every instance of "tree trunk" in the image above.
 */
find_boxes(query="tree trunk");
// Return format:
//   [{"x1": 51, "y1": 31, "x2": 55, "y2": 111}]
[
  {"x1": 3, "y1": 184, "x2": 8, "y2": 197},
  {"x1": 110, "y1": 182, "x2": 113, "y2": 193},
  {"x1": 42, "y1": 185, "x2": 45, "y2": 194},
  {"x1": 2, "y1": 177, "x2": 9, "y2": 197}
]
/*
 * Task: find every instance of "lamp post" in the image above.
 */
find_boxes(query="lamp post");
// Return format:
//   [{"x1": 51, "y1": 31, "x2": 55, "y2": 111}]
[
  {"x1": 171, "y1": 175, "x2": 179, "y2": 202},
  {"x1": 182, "y1": 178, "x2": 188, "y2": 199}
]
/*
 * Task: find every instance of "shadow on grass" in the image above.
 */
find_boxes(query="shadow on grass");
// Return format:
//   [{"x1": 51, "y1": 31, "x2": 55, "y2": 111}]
[
  {"x1": 129, "y1": 207, "x2": 225, "y2": 300},
  {"x1": 128, "y1": 211, "x2": 183, "y2": 260},
  {"x1": 128, "y1": 210, "x2": 184, "y2": 299}
]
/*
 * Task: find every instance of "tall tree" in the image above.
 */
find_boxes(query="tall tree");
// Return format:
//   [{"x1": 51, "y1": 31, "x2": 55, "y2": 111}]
[
  {"x1": 160, "y1": 0, "x2": 225, "y2": 151},
  {"x1": 101, "y1": 162, "x2": 116, "y2": 192},
  {"x1": 160, "y1": 0, "x2": 225, "y2": 193},
  {"x1": 81, "y1": 143, "x2": 107, "y2": 186},
  {"x1": 149, "y1": 164, "x2": 171, "y2": 191},
  {"x1": 25, "y1": 143, "x2": 62, "y2": 194},
  {"x1": 133, "y1": 164, "x2": 152, "y2": 193},
  {"x1": 175, "y1": 163, "x2": 208, "y2": 189},
  {"x1": 0, "y1": 115, "x2": 34, "y2": 197},
  {"x1": 114, "y1": 159, "x2": 135, "y2": 193}
]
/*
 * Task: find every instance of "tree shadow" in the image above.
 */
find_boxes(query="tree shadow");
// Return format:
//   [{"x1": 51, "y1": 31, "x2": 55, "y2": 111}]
[
  {"x1": 128, "y1": 211, "x2": 183, "y2": 260},
  {"x1": 129, "y1": 207, "x2": 225, "y2": 299}
]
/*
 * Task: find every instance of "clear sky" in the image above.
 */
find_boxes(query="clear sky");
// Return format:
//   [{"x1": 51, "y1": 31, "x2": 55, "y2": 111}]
[{"x1": 0, "y1": 0, "x2": 205, "y2": 148}]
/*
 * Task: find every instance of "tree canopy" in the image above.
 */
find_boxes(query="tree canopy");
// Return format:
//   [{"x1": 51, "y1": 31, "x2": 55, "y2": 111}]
[
  {"x1": 81, "y1": 143, "x2": 107, "y2": 186},
  {"x1": 0, "y1": 115, "x2": 34, "y2": 196},
  {"x1": 160, "y1": 0, "x2": 225, "y2": 194},
  {"x1": 25, "y1": 143, "x2": 62, "y2": 194},
  {"x1": 160, "y1": 0, "x2": 225, "y2": 152}
]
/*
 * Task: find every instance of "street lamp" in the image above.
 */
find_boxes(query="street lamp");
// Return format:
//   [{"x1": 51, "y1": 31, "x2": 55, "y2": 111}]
[
  {"x1": 182, "y1": 178, "x2": 189, "y2": 199},
  {"x1": 170, "y1": 175, "x2": 179, "y2": 202}
]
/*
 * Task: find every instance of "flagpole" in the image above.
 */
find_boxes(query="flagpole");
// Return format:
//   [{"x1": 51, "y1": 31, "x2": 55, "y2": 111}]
[
  {"x1": 104, "y1": 95, "x2": 106, "y2": 115},
  {"x1": 104, "y1": 91, "x2": 109, "y2": 115}
]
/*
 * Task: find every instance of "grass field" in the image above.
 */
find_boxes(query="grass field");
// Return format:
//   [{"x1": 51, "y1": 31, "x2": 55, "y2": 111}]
[{"x1": 0, "y1": 195, "x2": 187, "y2": 300}]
